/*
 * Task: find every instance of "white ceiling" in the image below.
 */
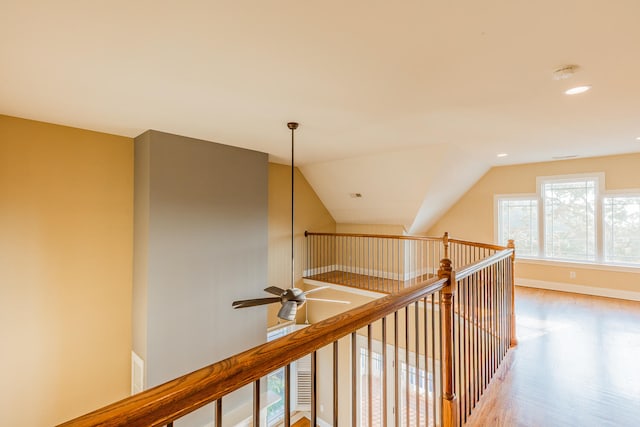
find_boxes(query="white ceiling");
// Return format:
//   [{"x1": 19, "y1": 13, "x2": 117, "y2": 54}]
[{"x1": 2, "y1": 1, "x2": 640, "y2": 232}]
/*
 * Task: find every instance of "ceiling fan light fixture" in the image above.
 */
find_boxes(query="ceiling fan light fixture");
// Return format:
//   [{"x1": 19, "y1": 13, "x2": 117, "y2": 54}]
[
  {"x1": 231, "y1": 123, "x2": 350, "y2": 321},
  {"x1": 277, "y1": 300, "x2": 298, "y2": 321}
]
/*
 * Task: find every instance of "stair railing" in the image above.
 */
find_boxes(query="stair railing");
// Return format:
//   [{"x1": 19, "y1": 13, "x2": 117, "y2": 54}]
[{"x1": 59, "y1": 233, "x2": 515, "y2": 427}]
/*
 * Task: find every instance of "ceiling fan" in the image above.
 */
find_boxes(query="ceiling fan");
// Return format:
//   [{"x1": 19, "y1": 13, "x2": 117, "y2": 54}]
[
  {"x1": 232, "y1": 285, "x2": 349, "y2": 322},
  {"x1": 232, "y1": 122, "x2": 350, "y2": 321}
]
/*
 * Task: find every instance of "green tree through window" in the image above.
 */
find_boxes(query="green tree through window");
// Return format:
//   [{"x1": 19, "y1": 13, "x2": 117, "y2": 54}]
[
  {"x1": 604, "y1": 195, "x2": 640, "y2": 264},
  {"x1": 542, "y1": 179, "x2": 596, "y2": 261}
]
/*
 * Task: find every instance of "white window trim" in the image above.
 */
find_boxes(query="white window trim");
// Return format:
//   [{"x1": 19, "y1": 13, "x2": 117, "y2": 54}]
[
  {"x1": 603, "y1": 188, "x2": 640, "y2": 196},
  {"x1": 496, "y1": 173, "x2": 640, "y2": 268},
  {"x1": 602, "y1": 189, "x2": 640, "y2": 266},
  {"x1": 515, "y1": 256, "x2": 640, "y2": 273},
  {"x1": 265, "y1": 323, "x2": 309, "y2": 427},
  {"x1": 267, "y1": 321, "x2": 295, "y2": 335},
  {"x1": 493, "y1": 193, "x2": 538, "y2": 245},
  {"x1": 536, "y1": 172, "x2": 605, "y2": 263}
]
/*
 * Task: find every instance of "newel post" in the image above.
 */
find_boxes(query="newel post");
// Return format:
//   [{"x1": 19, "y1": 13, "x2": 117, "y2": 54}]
[
  {"x1": 438, "y1": 258, "x2": 458, "y2": 427},
  {"x1": 507, "y1": 239, "x2": 518, "y2": 347}
]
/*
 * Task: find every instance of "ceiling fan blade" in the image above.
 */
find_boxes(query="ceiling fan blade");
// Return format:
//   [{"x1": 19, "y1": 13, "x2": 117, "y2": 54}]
[
  {"x1": 305, "y1": 297, "x2": 351, "y2": 304},
  {"x1": 303, "y1": 286, "x2": 330, "y2": 295},
  {"x1": 232, "y1": 297, "x2": 281, "y2": 308},
  {"x1": 264, "y1": 286, "x2": 286, "y2": 296},
  {"x1": 277, "y1": 301, "x2": 298, "y2": 321}
]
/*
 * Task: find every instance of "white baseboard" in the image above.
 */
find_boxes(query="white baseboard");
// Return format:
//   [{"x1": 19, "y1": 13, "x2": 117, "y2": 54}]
[
  {"x1": 316, "y1": 416, "x2": 332, "y2": 427},
  {"x1": 304, "y1": 264, "x2": 435, "y2": 282},
  {"x1": 130, "y1": 351, "x2": 144, "y2": 395},
  {"x1": 303, "y1": 279, "x2": 386, "y2": 298},
  {"x1": 517, "y1": 278, "x2": 640, "y2": 302}
]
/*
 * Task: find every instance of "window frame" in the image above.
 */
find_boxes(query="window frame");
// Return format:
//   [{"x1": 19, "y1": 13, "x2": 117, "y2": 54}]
[
  {"x1": 265, "y1": 323, "x2": 302, "y2": 427},
  {"x1": 494, "y1": 193, "x2": 539, "y2": 256},
  {"x1": 536, "y1": 173, "x2": 605, "y2": 263},
  {"x1": 602, "y1": 189, "x2": 640, "y2": 266},
  {"x1": 355, "y1": 334, "x2": 440, "y2": 427},
  {"x1": 495, "y1": 173, "x2": 640, "y2": 268}
]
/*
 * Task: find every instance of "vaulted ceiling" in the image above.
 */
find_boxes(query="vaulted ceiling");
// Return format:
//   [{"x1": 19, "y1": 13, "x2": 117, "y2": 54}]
[{"x1": 2, "y1": 1, "x2": 639, "y2": 232}]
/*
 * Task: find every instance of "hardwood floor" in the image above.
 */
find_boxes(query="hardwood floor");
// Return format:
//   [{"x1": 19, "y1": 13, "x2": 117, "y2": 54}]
[
  {"x1": 291, "y1": 417, "x2": 310, "y2": 427},
  {"x1": 305, "y1": 269, "x2": 434, "y2": 294},
  {"x1": 466, "y1": 286, "x2": 640, "y2": 427}
]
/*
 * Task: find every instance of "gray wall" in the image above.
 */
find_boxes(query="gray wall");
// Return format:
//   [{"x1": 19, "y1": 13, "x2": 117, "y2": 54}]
[
  {"x1": 132, "y1": 130, "x2": 150, "y2": 364},
  {"x1": 133, "y1": 130, "x2": 268, "y2": 425}
]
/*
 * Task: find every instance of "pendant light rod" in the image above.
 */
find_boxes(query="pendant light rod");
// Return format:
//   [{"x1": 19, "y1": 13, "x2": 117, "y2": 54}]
[{"x1": 287, "y1": 122, "x2": 299, "y2": 290}]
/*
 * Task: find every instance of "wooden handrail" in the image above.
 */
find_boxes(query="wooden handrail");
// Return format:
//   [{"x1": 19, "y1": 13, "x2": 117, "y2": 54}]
[
  {"x1": 448, "y1": 238, "x2": 508, "y2": 251},
  {"x1": 63, "y1": 232, "x2": 516, "y2": 427},
  {"x1": 454, "y1": 248, "x2": 514, "y2": 282},
  {"x1": 59, "y1": 277, "x2": 447, "y2": 427},
  {"x1": 304, "y1": 230, "x2": 508, "y2": 252},
  {"x1": 304, "y1": 230, "x2": 441, "y2": 241}
]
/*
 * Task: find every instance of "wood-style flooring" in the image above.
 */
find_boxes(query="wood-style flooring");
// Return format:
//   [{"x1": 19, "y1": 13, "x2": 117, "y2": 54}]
[
  {"x1": 305, "y1": 270, "x2": 434, "y2": 294},
  {"x1": 466, "y1": 286, "x2": 640, "y2": 427},
  {"x1": 291, "y1": 417, "x2": 310, "y2": 427}
]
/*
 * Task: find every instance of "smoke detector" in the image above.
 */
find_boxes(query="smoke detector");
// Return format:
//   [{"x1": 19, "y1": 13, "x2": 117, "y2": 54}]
[{"x1": 553, "y1": 65, "x2": 579, "y2": 80}]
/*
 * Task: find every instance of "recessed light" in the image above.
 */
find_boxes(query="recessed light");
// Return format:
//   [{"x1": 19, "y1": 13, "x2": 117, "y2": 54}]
[
  {"x1": 497, "y1": 153, "x2": 508, "y2": 158},
  {"x1": 565, "y1": 85, "x2": 591, "y2": 95},
  {"x1": 635, "y1": 136, "x2": 640, "y2": 141}
]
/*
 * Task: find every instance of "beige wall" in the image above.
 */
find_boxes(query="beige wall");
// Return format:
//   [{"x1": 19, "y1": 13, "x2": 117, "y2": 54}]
[
  {"x1": 428, "y1": 153, "x2": 640, "y2": 296},
  {"x1": 268, "y1": 163, "x2": 336, "y2": 326},
  {"x1": 337, "y1": 223, "x2": 406, "y2": 235},
  {"x1": 0, "y1": 115, "x2": 133, "y2": 425}
]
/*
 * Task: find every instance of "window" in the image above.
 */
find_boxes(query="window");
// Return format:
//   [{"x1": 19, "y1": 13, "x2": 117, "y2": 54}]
[
  {"x1": 541, "y1": 177, "x2": 598, "y2": 261},
  {"x1": 266, "y1": 368, "x2": 285, "y2": 427},
  {"x1": 497, "y1": 197, "x2": 538, "y2": 256},
  {"x1": 266, "y1": 325, "x2": 295, "y2": 427},
  {"x1": 604, "y1": 195, "x2": 640, "y2": 264},
  {"x1": 264, "y1": 324, "x2": 311, "y2": 426},
  {"x1": 399, "y1": 361, "x2": 433, "y2": 426},
  {"x1": 357, "y1": 342, "x2": 437, "y2": 427},
  {"x1": 496, "y1": 173, "x2": 640, "y2": 267},
  {"x1": 359, "y1": 348, "x2": 384, "y2": 426}
]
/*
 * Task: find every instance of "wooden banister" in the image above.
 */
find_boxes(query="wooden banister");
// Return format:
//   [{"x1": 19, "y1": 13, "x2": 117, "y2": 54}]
[
  {"x1": 62, "y1": 232, "x2": 516, "y2": 427},
  {"x1": 508, "y1": 239, "x2": 518, "y2": 347},
  {"x1": 304, "y1": 230, "x2": 442, "y2": 241},
  {"x1": 304, "y1": 230, "x2": 508, "y2": 251},
  {"x1": 447, "y1": 238, "x2": 508, "y2": 251},
  {"x1": 59, "y1": 277, "x2": 447, "y2": 427},
  {"x1": 444, "y1": 231, "x2": 450, "y2": 258},
  {"x1": 455, "y1": 248, "x2": 514, "y2": 282},
  {"x1": 438, "y1": 258, "x2": 458, "y2": 427}
]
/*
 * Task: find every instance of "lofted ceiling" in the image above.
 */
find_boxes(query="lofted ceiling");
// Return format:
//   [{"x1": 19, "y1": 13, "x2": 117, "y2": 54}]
[{"x1": 2, "y1": 1, "x2": 640, "y2": 232}]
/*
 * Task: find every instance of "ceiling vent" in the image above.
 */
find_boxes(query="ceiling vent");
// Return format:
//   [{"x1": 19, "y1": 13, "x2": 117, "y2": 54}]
[{"x1": 552, "y1": 65, "x2": 579, "y2": 80}]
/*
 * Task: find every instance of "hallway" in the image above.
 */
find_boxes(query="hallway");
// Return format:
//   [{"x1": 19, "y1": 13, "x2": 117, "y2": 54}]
[{"x1": 466, "y1": 287, "x2": 640, "y2": 426}]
